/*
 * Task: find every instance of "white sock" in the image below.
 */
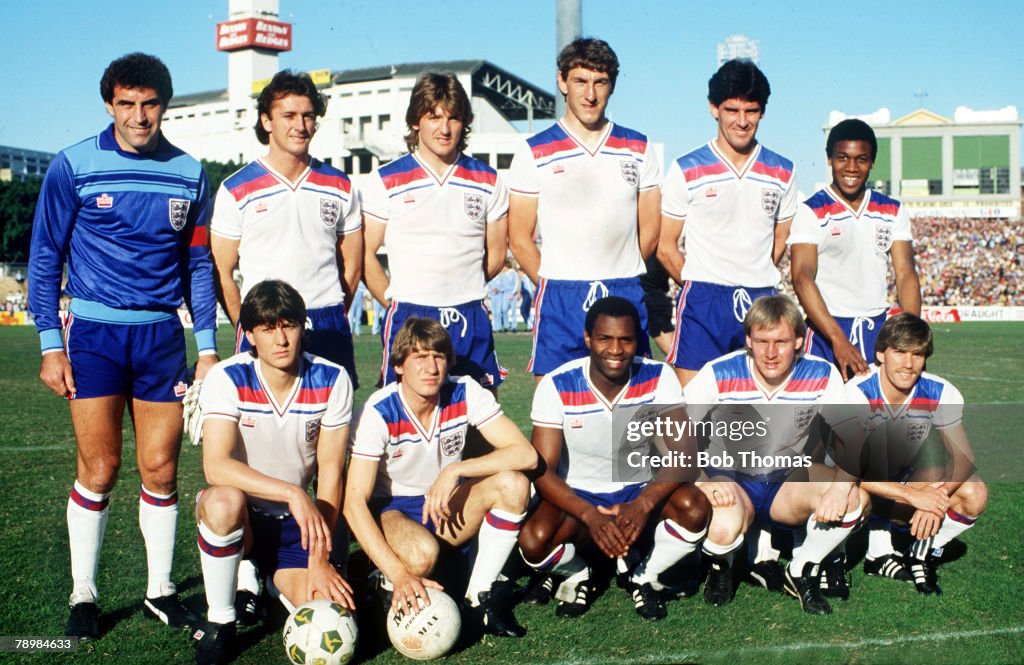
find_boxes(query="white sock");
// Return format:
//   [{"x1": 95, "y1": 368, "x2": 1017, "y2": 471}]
[
  {"x1": 749, "y1": 524, "x2": 781, "y2": 564},
  {"x1": 632, "y1": 518, "x2": 707, "y2": 586},
  {"x1": 867, "y1": 519, "x2": 897, "y2": 560},
  {"x1": 910, "y1": 509, "x2": 976, "y2": 560},
  {"x1": 465, "y1": 509, "x2": 525, "y2": 604},
  {"x1": 139, "y1": 485, "x2": 178, "y2": 598},
  {"x1": 236, "y1": 558, "x2": 260, "y2": 594},
  {"x1": 198, "y1": 522, "x2": 244, "y2": 624},
  {"x1": 790, "y1": 504, "x2": 863, "y2": 574},
  {"x1": 702, "y1": 533, "x2": 743, "y2": 567},
  {"x1": 523, "y1": 542, "x2": 588, "y2": 579},
  {"x1": 67, "y1": 481, "x2": 110, "y2": 603}
]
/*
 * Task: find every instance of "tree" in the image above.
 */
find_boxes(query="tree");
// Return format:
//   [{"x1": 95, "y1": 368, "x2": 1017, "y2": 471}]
[
  {"x1": 0, "y1": 178, "x2": 41, "y2": 263},
  {"x1": 201, "y1": 159, "x2": 243, "y2": 194}
]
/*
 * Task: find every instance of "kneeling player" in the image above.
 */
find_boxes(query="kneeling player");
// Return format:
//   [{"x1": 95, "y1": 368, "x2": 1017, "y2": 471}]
[
  {"x1": 836, "y1": 313, "x2": 988, "y2": 595},
  {"x1": 684, "y1": 295, "x2": 862, "y2": 615},
  {"x1": 518, "y1": 297, "x2": 710, "y2": 621},
  {"x1": 193, "y1": 281, "x2": 356, "y2": 665},
  {"x1": 344, "y1": 318, "x2": 537, "y2": 638}
]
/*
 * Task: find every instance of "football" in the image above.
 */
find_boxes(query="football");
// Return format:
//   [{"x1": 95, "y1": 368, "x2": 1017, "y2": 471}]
[
  {"x1": 282, "y1": 599, "x2": 358, "y2": 665},
  {"x1": 386, "y1": 588, "x2": 462, "y2": 660}
]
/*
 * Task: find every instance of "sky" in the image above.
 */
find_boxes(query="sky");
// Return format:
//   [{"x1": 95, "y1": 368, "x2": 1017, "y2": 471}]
[{"x1": 3, "y1": 0, "x2": 1023, "y2": 188}]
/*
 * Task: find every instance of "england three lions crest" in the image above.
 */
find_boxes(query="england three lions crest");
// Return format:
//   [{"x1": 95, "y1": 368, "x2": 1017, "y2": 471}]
[
  {"x1": 793, "y1": 406, "x2": 816, "y2": 431},
  {"x1": 874, "y1": 222, "x2": 894, "y2": 252},
  {"x1": 464, "y1": 192, "x2": 484, "y2": 221},
  {"x1": 760, "y1": 188, "x2": 781, "y2": 216},
  {"x1": 620, "y1": 160, "x2": 639, "y2": 187},
  {"x1": 440, "y1": 431, "x2": 465, "y2": 457},
  {"x1": 168, "y1": 198, "x2": 190, "y2": 231},
  {"x1": 305, "y1": 418, "x2": 322, "y2": 443},
  {"x1": 320, "y1": 198, "x2": 340, "y2": 227}
]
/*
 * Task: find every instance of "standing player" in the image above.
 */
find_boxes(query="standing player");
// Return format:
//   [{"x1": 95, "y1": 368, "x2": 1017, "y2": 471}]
[
  {"x1": 518, "y1": 297, "x2": 710, "y2": 621},
  {"x1": 659, "y1": 59, "x2": 797, "y2": 387},
  {"x1": 362, "y1": 73, "x2": 507, "y2": 388},
  {"x1": 210, "y1": 70, "x2": 360, "y2": 386},
  {"x1": 192, "y1": 280, "x2": 354, "y2": 665},
  {"x1": 344, "y1": 318, "x2": 536, "y2": 638},
  {"x1": 508, "y1": 38, "x2": 661, "y2": 378},
  {"x1": 28, "y1": 53, "x2": 218, "y2": 638},
  {"x1": 683, "y1": 295, "x2": 861, "y2": 615},
  {"x1": 834, "y1": 313, "x2": 987, "y2": 595},
  {"x1": 790, "y1": 118, "x2": 920, "y2": 380}
]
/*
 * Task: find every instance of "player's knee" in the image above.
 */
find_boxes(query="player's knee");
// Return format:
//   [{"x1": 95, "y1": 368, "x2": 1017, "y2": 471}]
[
  {"x1": 954, "y1": 480, "x2": 988, "y2": 517},
  {"x1": 706, "y1": 512, "x2": 742, "y2": 545},
  {"x1": 517, "y1": 519, "x2": 557, "y2": 564},
  {"x1": 401, "y1": 538, "x2": 440, "y2": 577},
  {"x1": 198, "y1": 486, "x2": 247, "y2": 533},
  {"x1": 490, "y1": 470, "x2": 529, "y2": 511},
  {"x1": 79, "y1": 456, "x2": 122, "y2": 493},
  {"x1": 665, "y1": 485, "x2": 711, "y2": 530}
]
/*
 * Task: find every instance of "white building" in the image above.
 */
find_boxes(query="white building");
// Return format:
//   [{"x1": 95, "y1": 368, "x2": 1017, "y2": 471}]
[{"x1": 161, "y1": 1, "x2": 554, "y2": 177}]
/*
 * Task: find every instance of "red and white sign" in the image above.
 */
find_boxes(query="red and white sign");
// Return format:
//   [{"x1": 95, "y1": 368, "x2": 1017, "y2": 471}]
[{"x1": 216, "y1": 18, "x2": 292, "y2": 52}]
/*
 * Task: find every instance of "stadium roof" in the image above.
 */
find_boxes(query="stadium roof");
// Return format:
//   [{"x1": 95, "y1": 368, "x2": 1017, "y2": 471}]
[{"x1": 169, "y1": 59, "x2": 555, "y2": 122}]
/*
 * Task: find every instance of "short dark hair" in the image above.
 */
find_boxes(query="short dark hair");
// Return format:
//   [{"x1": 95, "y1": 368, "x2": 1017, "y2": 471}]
[
  {"x1": 708, "y1": 59, "x2": 770, "y2": 109},
  {"x1": 584, "y1": 296, "x2": 640, "y2": 337},
  {"x1": 100, "y1": 53, "x2": 173, "y2": 105},
  {"x1": 239, "y1": 279, "x2": 307, "y2": 334},
  {"x1": 255, "y1": 70, "x2": 327, "y2": 145},
  {"x1": 557, "y1": 37, "x2": 620, "y2": 91},
  {"x1": 826, "y1": 118, "x2": 878, "y2": 161},
  {"x1": 874, "y1": 313, "x2": 933, "y2": 359},
  {"x1": 404, "y1": 73, "x2": 474, "y2": 153},
  {"x1": 390, "y1": 317, "x2": 456, "y2": 369}
]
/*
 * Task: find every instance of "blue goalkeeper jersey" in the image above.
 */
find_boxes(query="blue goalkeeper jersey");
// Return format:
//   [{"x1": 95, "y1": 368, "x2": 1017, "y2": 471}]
[{"x1": 28, "y1": 125, "x2": 217, "y2": 353}]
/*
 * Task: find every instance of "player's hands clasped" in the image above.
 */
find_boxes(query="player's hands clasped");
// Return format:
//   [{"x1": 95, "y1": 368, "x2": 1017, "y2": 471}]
[{"x1": 583, "y1": 506, "x2": 629, "y2": 558}]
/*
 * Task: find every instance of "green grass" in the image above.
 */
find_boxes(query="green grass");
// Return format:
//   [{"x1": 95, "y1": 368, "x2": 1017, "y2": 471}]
[{"x1": 0, "y1": 324, "x2": 1021, "y2": 664}]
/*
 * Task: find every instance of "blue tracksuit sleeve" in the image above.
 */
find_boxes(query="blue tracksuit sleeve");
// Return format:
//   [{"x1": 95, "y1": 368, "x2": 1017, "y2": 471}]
[
  {"x1": 28, "y1": 153, "x2": 78, "y2": 352},
  {"x1": 181, "y1": 169, "x2": 218, "y2": 353}
]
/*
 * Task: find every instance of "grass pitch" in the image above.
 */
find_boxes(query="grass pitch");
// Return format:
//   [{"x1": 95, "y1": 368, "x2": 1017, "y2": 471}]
[{"x1": 0, "y1": 323, "x2": 1021, "y2": 664}]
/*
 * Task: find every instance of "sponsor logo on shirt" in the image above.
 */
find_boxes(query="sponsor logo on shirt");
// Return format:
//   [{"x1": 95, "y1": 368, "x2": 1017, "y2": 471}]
[
  {"x1": 255, "y1": 201, "x2": 268, "y2": 214},
  {"x1": 403, "y1": 192, "x2": 416, "y2": 204},
  {"x1": 168, "y1": 198, "x2": 191, "y2": 231},
  {"x1": 831, "y1": 226, "x2": 842, "y2": 237},
  {"x1": 320, "y1": 198, "x2": 339, "y2": 227},
  {"x1": 552, "y1": 163, "x2": 565, "y2": 174},
  {"x1": 97, "y1": 193, "x2": 113, "y2": 208},
  {"x1": 569, "y1": 419, "x2": 583, "y2": 429},
  {"x1": 705, "y1": 187, "x2": 717, "y2": 199},
  {"x1": 241, "y1": 415, "x2": 257, "y2": 428}
]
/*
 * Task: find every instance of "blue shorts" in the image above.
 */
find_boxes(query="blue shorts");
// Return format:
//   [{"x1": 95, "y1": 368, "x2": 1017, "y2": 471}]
[
  {"x1": 573, "y1": 483, "x2": 646, "y2": 509},
  {"x1": 248, "y1": 507, "x2": 308, "y2": 572},
  {"x1": 379, "y1": 299, "x2": 503, "y2": 388},
  {"x1": 737, "y1": 480, "x2": 785, "y2": 525},
  {"x1": 236, "y1": 302, "x2": 357, "y2": 389},
  {"x1": 529, "y1": 277, "x2": 650, "y2": 376},
  {"x1": 803, "y1": 312, "x2": 888, "y2": 367},
  {"x1": 65, "y1": 314, "x2": 187, "y2": 401},
  {"x1": 370, "y1": 495, "x2": 437, "y2": 534},
  {"x1": 667, "y1": 281, "x2": 776, "y2": 371}
]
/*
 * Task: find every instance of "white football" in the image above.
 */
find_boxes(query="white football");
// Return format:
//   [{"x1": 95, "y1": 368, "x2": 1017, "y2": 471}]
[
  {"x1": 386, "y1": 588, "x2": 461, "y2": 660},
  {"x1": 282, "y1": 599, "x2": 358, "y2": 665}
]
